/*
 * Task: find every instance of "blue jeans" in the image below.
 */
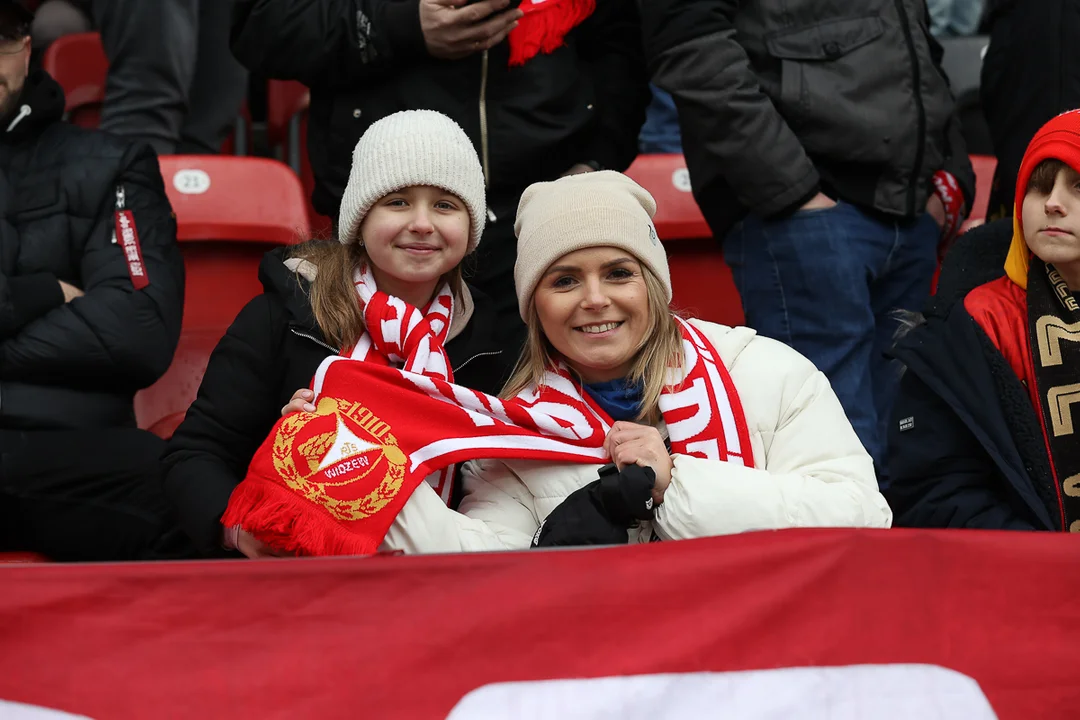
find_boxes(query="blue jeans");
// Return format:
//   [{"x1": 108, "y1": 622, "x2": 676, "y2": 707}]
[
  {"x1": 639, "y1": 85, "x2": 683, "y2": 154},
  {"x1": 723, "y1": 202, "x2": 940, "y2": 484}
]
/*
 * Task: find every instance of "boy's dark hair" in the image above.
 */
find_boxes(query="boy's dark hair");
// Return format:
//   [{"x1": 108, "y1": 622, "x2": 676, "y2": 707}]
[
  {"x1": 0, "y1": 2, "x2": 33, "y2": 42},
  {"x1": 1026, "y1": 158, "x2": 1070, "y2": 196}
]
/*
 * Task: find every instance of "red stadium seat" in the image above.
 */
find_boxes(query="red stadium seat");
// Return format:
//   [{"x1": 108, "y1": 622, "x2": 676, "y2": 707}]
[
  {"x1": 42, "y1": 32, "x2": 249, "y2": 152},
  {"x1": 42, "y1": 32, "x2": 107, "y2": 128},
  {"x1": 266, "y1": 79, "x2": 333, "y2": 237},
  {"x1": 134, "y1": 156, "x2": 310, "y2": 438},
  {"x1": 966, "y1": 154, "x2": 998, "y2": 225},
  {"x1": 624, "y1": 154, "x2": 744, "y2": 326}
]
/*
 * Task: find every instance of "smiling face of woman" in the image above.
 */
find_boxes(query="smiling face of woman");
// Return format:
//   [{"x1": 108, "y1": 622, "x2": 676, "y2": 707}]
[{"x1": 531, "y1": 246, "x2": 651, "y2": 383}]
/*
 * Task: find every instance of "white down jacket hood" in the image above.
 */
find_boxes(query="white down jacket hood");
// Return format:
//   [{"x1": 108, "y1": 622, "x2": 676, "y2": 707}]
[{"x1": 381, "y1": 319, "x2": 892, "y2": 553}]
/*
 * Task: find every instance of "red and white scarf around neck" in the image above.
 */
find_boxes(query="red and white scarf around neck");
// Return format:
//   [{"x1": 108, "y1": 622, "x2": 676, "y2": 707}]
[
  {"x1": 349, "y1": 264, "x2": 457, "y2": 502},
  {"x1": 223, "y1": 315, "x2": 755, "y2": 556}
]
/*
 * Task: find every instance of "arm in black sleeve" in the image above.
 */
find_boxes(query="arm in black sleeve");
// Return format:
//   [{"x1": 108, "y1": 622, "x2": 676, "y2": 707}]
[
  {"x1": 231, "y1": 0, "x2": 428, "y2": 88},
  {"x1": 575, "y1": 0, "x2": 651, "y2": 172},
  {"x1": 886, "y1": 371, "x2": 1038, "y2": 531},
  {"x1": 640, "y1": 0, "x2": 818, "y2": 217},
  {"x1": 162, "y1": 295, "x2": 289, "y2": 555},
  {"x1": 0, "y1": 144, "x2": 184, "y2": 389},
  {"x1": 0, "y1": 271, "x2": 64, "y2": 338}
]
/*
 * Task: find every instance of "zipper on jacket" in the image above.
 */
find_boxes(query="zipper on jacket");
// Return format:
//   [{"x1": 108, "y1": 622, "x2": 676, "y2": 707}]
[
  {"x1": 452, "y1": 349, "x2": 502, "y2": 374},
  {"x1": 479, "y1": 50, "x2": 491, "y2": 188},
  {"x1": 894, "y1": 0, "x2": 926, "y2": 217},
  {"x1": 289, "y1": 328, "x2": 338, "y2": 354},
  {"x1": 111, "y1": 185, "x2": 126, "y2": 244}
]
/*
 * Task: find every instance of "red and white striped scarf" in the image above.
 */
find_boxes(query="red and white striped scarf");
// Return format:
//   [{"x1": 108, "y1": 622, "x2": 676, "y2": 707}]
[
  {"x1": 349, "y1": 264, "x2": 457, "y2": 501},
  {"x1": 224, "y1": 316, "x2": 755, "y2": 556}
]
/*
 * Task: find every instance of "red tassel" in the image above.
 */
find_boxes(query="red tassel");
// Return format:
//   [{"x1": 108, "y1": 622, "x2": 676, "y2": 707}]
[
  {"x1": 222, "y1": 479, "x2": 378, "y2": 557},
  {"x1": 507, "y1": 0, "x2": 597, "y2": 67}
]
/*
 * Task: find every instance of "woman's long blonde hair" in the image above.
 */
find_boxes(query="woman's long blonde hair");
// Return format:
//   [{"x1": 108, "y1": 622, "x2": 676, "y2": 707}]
[
  {"x1": 501, "y1": 266, "x2": 684, "y2": 421},
  {"x1": 289, "y1": 239, "x2": 464, "y2": 352}
]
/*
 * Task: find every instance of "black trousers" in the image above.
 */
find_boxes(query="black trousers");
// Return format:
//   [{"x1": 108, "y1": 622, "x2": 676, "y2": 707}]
[
  {"x1": 91, "y1": 0, "x2": 248, "y2": 155},
  {"x1": 0, "y1": 428, "x2": 193, "y2": 561}
]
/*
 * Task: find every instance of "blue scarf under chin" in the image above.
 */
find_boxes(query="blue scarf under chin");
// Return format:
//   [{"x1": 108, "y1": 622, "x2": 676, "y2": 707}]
[{"x1": 584, "y1": 377, "x2": 644, "y2": 421}]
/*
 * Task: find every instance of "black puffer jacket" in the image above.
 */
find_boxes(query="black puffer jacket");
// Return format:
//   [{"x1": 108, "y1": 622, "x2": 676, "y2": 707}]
[
  {"x1": 0, "y1": 69, "x2": 183, "y2": 430},
  {"x1": 230, "y1": 0, "x2": 649, "y2": 220},
  {"x1": 886, "y1": 221, "x2": 1058, "y2": 531},
  {"x1": 162, "y1": 246, "x2": 513, "y2": 555},
  {"x1": 641, "y1": 0, "x2": 976, "y2": 236}
]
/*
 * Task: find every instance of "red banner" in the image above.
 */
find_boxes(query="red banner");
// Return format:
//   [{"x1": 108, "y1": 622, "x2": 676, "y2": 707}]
[{"x1": 1, "y1": 528, "x2": 1078, "y2": 719}]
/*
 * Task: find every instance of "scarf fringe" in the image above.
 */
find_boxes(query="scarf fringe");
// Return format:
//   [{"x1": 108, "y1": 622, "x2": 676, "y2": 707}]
[{"x1": 222, "y1": 479, "x2": 378, "y2": 557}]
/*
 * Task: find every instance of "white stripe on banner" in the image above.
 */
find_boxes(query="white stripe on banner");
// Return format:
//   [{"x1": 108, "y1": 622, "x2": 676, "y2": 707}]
[{"x1": 410, "y1": 435, "x2": 609, "y2": 473}]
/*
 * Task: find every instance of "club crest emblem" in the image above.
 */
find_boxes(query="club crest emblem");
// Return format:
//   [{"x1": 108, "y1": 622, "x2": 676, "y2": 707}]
[{"x1": 272, "y1": 396, "x2": 408, "y2": 520}]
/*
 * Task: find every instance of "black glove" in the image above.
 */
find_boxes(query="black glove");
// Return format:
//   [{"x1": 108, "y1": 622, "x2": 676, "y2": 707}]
[{"x1": 532, "y1": 464, "x2": 655, "y2": 548}]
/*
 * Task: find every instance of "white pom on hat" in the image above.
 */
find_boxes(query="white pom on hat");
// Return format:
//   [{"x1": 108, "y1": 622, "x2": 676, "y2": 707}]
[
  {"x1": 336, "y1": 110, "x2": 487, "y2": 251},
  {"x1": 513, "y1": 171, "x2": 671, "y2": 320}
]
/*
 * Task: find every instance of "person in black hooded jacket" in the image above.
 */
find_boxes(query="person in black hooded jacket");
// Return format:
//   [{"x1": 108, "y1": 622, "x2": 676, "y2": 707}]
[
  {"x1": 229, "y1": 0, "x2": 649, "y2": 358},
  {"x1": 162, "y1": 110, "x2": 513, "y2": 558},
  {"x1": 0, "y1": 4, "x2": 187, "y2": 560},
  {"x1": 888, "y1": 111, "x2": 1080, "y2": 531},
  {"x1": 886, "y1": 220, "x2": 1057, "y2": 530}
]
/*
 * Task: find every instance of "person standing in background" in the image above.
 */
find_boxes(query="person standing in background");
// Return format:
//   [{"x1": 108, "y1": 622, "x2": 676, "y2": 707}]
[
  {"x1": 90, "y1": 0, "x2": 248, "y2": 155},
  {"x1": 230, "y1": 0, "x2": 649, "y2": 357},
  {"x1": 640, "y1": 0, "x2": 975, "y2": 487},
  {"x1": 981, "y1": 0, "x2": 1080, "y2": 220}
]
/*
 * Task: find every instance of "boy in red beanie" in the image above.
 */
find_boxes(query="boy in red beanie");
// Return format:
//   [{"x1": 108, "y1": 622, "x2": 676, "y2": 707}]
[{"x1": 886, "y1": 110, "x2": 1080, "y2": 532}]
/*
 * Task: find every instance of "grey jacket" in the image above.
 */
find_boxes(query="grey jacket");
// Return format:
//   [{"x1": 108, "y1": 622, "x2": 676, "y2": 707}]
[{"x1": 641, "y1": 0, "x2": 975, "y2": 236}]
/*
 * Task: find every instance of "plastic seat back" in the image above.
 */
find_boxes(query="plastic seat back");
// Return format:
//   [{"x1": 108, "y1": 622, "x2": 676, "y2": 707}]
[
  {"x1": 41, "y1": 31, "x2": 107, "y2": 128},
  {"x1": 624, "y1": 154, "x2": 744, "y2": 326},
  {"x1": 266, "y1": 80, "x2": 332, "y2": 236},
  {"x1": 968, "y1": 154, "x2": 998, "y2": 224},
  {"x1": 133, "y1": 156, "x2": 310, "y2": 437}
]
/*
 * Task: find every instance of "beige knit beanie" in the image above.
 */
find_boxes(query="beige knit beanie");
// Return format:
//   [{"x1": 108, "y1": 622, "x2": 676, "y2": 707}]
[
  {"x1": 513, "y1": 171, "x2": 671, "y2": 320},
  {"x1": 337, "y1": 110, "x2": 486, "y2": 251}
]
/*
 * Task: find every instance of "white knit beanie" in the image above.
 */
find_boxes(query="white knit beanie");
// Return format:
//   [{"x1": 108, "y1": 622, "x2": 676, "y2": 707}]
[
  {"x1": 337, "y1": 110, "x2": 486, "y2": 251},
  {"x1": 513, "y1": 171, "x2": 671, "y2": 320}
]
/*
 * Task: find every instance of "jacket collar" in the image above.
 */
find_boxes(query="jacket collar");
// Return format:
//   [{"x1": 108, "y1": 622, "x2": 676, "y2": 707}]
[
  {"x1": 2, "y1": 68, "x2": 64, "y2": 144},
  {"x1": 926, "y1": 218, "x2": 1014, "y2": 319}
]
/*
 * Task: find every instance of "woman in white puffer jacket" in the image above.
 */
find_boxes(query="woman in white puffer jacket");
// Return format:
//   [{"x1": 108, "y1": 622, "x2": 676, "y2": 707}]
[
  {"x1": 380, "y1": 171, "x2": 891, "y2": 552},
  {"x1": 284, "y1": 172, "x2": 893, "y2": 552}
]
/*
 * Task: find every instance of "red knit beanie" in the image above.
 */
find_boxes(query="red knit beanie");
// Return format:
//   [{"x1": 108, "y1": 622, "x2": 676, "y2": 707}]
[{"x1": 1006, "y1": 109, "x2": 1080, "y2": 287}]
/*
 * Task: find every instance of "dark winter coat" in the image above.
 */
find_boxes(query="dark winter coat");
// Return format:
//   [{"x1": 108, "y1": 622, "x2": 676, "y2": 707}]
[
  {"x1": 162, "y1": 246, "x2": 513, "y2": 555},
  {"x1": 230, "y1": 0, "x2": 650, "y2": 221},
  {"x1": 641, "y1": 0, "x2": 976, "y2": 236},
  {"x1": 886, "y1": 220, "x2": 1058, "y2": 531},
  {"x1": 0, "y1": 69, "x2": 184, "y2": 430}
]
